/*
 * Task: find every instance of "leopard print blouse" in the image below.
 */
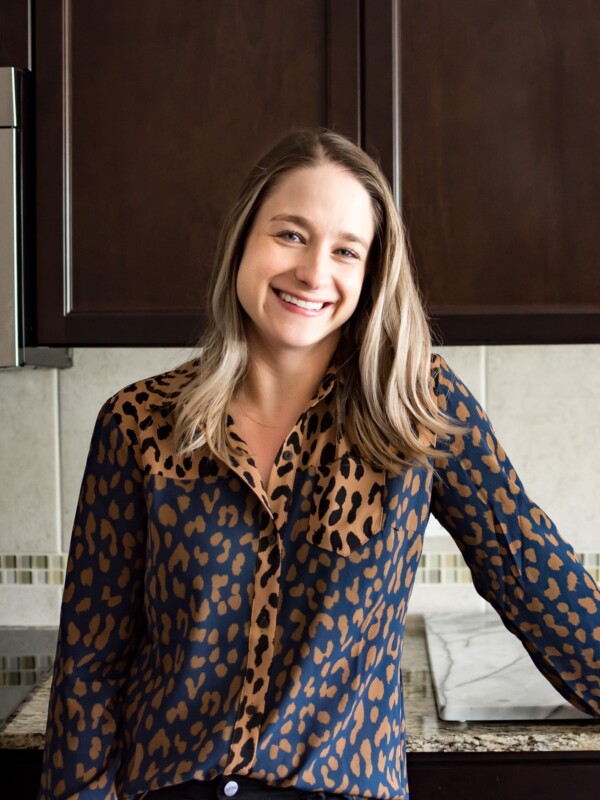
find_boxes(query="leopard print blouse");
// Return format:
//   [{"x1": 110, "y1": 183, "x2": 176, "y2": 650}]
[{"x1": 38, "y1": 355, "x2": 600, "y2": 800}]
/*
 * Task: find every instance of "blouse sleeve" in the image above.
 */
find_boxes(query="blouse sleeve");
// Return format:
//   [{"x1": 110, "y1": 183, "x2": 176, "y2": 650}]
[
  {"x1": 38, "y1": 398, "x2": 148, "y2": 799},
  {"x1": 430, "y1": 355, "x2": 600, "y2": 717}
]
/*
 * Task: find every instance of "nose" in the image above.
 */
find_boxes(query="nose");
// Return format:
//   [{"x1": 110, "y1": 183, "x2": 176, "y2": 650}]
[{"x1": 293, "y1": 245, "x2": 331, "y2": 289}]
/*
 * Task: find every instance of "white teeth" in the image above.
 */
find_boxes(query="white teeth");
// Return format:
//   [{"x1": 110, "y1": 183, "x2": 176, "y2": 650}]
[{"x1": 278, "y1": 291, "x2": 325, "y2": 311}]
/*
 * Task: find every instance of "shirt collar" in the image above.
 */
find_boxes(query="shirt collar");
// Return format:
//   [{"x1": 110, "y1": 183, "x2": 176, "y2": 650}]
[{"x1": 307, "y1": 366, "x2": 338, "y2": 409}]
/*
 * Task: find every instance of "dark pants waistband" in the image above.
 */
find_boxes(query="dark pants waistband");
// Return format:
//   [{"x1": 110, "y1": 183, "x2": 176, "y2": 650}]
[{"x1": 140, "y1": 775, "x2": 340, "y2": 800}]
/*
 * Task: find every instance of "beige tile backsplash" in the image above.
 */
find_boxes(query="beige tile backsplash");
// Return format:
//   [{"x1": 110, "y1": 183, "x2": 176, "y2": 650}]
[
  {"x1": 0, "y1": 367, "x2": 61, "y2": 553},
  {"x1": 0, "y1": 344, "x2": 598, "y2": 623}
]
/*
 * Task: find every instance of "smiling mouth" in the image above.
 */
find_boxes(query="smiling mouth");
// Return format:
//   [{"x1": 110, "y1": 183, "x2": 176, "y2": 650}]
[{"x1": 275, "y1": 290, "x2": 329, "y2": 311}]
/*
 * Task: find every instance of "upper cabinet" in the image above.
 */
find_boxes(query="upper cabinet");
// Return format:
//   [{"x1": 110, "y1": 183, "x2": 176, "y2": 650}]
[
  {"x1": 363, "y1": 0, "x2": 600, "y2": 343},
  {"x1": 2, "y1": 0, "x2": 599, "y2": 346},
  {"x1": 32, "y1": 0, "x2": 361, "y2": 346}
]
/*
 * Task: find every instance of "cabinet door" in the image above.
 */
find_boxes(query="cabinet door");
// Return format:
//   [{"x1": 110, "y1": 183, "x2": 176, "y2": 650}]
[
  {"x1": 364, "y1": 0, "x2": 600, "y2": 344},
  {"x1": 34, "y1": 0, "x2": 361, "y2": 345},
  {"x1": 0, "y1": 0, "x2": 30, "y2": 69},
  {"x1": 407, "y1": 752, "x2": 600, "y2": 800}
]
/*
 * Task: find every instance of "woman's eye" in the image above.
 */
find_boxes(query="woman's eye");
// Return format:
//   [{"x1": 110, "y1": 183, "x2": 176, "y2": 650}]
[
  {"x1": 277, "y1": 230, "x2": 303, "y2": 243},
  {"x1": 337, "y1": 247, "x2": 359, "y2": 259}
]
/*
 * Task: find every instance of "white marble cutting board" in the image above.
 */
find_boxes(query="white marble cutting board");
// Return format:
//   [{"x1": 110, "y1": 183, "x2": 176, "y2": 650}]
[{"x1": 424, "y1": 611, "x2": 592, "y2": 721}]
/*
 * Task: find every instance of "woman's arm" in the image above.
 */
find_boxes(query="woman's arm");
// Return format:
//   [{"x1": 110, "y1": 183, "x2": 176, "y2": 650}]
[
  {"x1": 430, "y1": 355, "x2": 600, "y2": 717},
  {"x1": 38, "y1": 398, "x2": 148, "y2": 799}
]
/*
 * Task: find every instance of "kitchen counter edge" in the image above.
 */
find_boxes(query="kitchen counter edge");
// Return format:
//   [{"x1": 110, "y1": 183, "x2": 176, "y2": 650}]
[{"x1": 1, "y1": 615, "x2": 599, "y2": 753}]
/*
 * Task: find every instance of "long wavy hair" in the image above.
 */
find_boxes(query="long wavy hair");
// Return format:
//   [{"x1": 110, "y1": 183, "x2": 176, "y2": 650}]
[{"x1": 175, "y1": 129, "x2": 461, "y2": 472}]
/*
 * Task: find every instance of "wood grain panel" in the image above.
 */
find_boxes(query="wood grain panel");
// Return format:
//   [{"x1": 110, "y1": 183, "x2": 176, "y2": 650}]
[
  {"x1": 0, "y1": 0, "x2": 30, "y2": 69},
  {"x1": 400, "y1": 0, "x2": 600, "y2": 315},
  {"x1": 35, "y1": 0, "x2": 360, "y2": 345}
]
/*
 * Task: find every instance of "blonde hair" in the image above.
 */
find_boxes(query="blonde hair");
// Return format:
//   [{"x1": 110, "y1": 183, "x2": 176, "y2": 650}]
[{"x1": 175, "y1": 129, "x2": 461, "y2": 472}]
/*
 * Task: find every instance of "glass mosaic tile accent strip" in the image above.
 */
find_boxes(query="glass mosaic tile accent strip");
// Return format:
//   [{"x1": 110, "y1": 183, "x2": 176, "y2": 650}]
[
  {"x1": 0, "y1": 655, "x2": 54, "y2": 686},
  {"x1": 579, "y1": 551, "x2": 600, "y2": 584},
  {"x1": 415, "y1": 550, "x2": 600, "y2": 585},
  {"x1": 415, "y1": 552, "x2": 472, "y2": 585},
  {"x1": 0, "y1": 554, "x2": 68, "y2": 586},
  {"x1": 0, "y1": 550, "x2": 598, "y2": 587}
]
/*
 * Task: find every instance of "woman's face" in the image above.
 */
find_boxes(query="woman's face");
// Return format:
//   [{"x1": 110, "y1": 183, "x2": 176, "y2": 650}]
[{"x1": 236, "y1": 162, "x2": 375, "y2": 360}]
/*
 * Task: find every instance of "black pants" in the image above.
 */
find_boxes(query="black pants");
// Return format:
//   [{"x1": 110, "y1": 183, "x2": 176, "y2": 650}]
[{"x1": 140, "y1": 775, "x2": 340, "y2": 800}]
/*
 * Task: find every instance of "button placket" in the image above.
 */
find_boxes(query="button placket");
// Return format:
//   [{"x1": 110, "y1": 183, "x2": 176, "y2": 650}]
[
  {"x1": 226, "y1": 516, "x2": 282, "y2": 772},
  {"x1": 268, "y1": 444, "x2": 300, "y2": 527},
  {"x1": 224, "y1": 372, "x2": 338, "y2": 774}
]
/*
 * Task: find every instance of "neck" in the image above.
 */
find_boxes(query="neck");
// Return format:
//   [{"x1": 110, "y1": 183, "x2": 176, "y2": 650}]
[{"x1": 235, "y1": 336, "x2": 337, "y2": 420}]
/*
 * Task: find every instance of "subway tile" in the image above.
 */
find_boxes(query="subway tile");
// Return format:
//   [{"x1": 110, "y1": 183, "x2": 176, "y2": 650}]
[
  {"x1": 409, "y1": 584, "x2": 485, "y2": 615},
  {"x1": 0, "y1": 586, "x2": 62, "y2": 626},
  {"x1": 0, "y1": 368, "x2": 60, "y2": 552}
]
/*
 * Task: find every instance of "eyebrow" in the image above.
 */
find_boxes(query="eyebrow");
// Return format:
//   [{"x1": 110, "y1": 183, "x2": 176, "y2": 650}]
[{"x1": 269, "y1": 213, "x2": 370, "y2": 251}]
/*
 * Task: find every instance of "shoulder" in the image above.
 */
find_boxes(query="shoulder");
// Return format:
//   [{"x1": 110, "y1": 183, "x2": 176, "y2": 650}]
[
  {"x1": 429, "y1": 352, "x2": 478, "y2": 417},
  {"x1": 106, "y1": 358, "x2": 201, "y2": 417},
  {"x1": 86, "y1": 359, "x2": 203, "y2": 470},
  {"x1": 92, "y1": 359, "x2": 201, "y2": 447},
  {"x1": 429, "y1": 353, "x2": 491, "y2": 435},
  {"x1": 429, "y1": 352, "x2": 455, "y2": 393}
]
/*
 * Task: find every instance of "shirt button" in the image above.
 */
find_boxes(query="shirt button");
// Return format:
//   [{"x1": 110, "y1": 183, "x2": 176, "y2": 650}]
[
  {"x1": 246, "y1": 704, "x2": 257, "y2": 715},
  {"x1": 256, "y1": 608, "x2": 270, "y2": 629},
  {"x1": 282, "y1": 450, "x2": 293, "y2": 461},
  {"x1": 267, "y1": 532, "x2": 276, "y2": 546},
  {"x1": 224, "y1": 780, "x2": 239, "y2": 797}
]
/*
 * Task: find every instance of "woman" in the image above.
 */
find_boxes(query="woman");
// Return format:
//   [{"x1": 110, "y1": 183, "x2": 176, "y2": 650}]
[{"x1": 38, "y1": 130, "x2": 600, "y2": 800}]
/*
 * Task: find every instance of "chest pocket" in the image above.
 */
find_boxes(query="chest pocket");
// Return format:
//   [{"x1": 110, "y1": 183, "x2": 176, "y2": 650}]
[{"x1": 306, "y1": 456, "x2": 386, "y2": 557}]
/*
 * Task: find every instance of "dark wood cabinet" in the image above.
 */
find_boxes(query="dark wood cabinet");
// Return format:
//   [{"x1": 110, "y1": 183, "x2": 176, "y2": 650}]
[
  {"x1": 33, "y1": 0, "x2": 361, "y2": 346},
  {"x1": 0, "y1": 0, "x2": 29, "y2": 69},
  {"x1": 407, "y1": 752, "x2": 600, "y2": 799},
  {"x1": 364, "y1": 0, "x2": 600, "y2": 343},
  {"x1": 29, "y1": 0, "x2": 362, "y2": 346},
  {"x1": 3, "y1": 747, "x2": 600, "y2": 800},
  {"x1": 2, "y1": 0, "x2": 600, "y2": 346}
]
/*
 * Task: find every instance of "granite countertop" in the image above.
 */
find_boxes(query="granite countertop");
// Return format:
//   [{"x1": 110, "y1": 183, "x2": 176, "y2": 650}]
[{"x1": 1, "y1": 615, "x2": 599, "y2": 753}]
